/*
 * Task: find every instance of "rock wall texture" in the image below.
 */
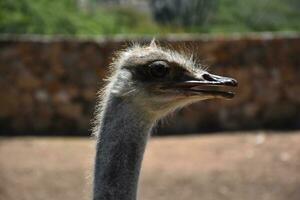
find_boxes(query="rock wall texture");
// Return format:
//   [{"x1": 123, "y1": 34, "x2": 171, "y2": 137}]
[{"x1": 0, "y1": 34, "x2": 300, "y2": 135}]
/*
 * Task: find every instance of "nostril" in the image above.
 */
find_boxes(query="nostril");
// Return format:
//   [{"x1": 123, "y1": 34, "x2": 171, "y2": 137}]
[{"x1": 202, "y1": 73, "x2": 216, "y2": 81}]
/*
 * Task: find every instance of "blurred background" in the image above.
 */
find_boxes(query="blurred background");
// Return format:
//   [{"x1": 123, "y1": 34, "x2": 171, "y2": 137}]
[{"x1": 0, "y1": 0, "x2": 300, "y2": 200}]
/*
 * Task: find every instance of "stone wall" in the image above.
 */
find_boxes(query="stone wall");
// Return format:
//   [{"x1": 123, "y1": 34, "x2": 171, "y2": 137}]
[{"x1": 1, "y1": 34, "x2": 300, "y2": 135}]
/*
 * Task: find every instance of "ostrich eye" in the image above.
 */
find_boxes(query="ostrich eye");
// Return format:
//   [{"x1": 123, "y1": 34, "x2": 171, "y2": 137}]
[{"x1": 149, "y1": 61, "x2": 169, "y2": 78}]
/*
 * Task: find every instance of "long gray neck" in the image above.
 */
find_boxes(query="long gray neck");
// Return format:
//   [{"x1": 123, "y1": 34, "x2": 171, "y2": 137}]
[{"x1": 93, "y1": 95, "x2": 154, "y2": 200}]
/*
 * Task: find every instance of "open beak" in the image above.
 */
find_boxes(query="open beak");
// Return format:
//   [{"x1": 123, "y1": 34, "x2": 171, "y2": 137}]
[{"x1": 163, "y1": 72, "x2": 238, "y2": 99}]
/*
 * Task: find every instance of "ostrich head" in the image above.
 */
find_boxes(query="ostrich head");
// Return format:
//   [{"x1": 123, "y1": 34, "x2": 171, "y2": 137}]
[{"x1": 106, "y1": 41, "x2": 237, "y2": 119}]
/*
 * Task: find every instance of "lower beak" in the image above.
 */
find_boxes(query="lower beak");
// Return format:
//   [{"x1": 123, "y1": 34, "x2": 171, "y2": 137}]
[{"x1": 163, "y1": 73, "x2": 238, "y2": 99}]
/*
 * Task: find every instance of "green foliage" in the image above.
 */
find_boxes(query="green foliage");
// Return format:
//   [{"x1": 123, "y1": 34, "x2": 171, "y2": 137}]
[
  {"x1": 210, "y1": 0, "x2": 300, "y2": 32},
  {"x1": 0, "y1": 0, "x2": 299, "y2": 35},
  {"x1": 0, "y1": 0, "x2": 77, "y2": 34},
  {"x1": 0, "y1": 0, "x2": 163, "y2": 35}
]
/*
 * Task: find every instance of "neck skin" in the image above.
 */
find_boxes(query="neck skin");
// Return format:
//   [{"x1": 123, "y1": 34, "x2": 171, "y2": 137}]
[{"x1": 93, "y1": 95, "x2": 155, "y2": 200}]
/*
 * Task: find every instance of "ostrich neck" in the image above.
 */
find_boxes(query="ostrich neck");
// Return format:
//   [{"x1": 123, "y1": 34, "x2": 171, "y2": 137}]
[{"x1": 93, "y1": 96, "x2": 154, "y2": 200}]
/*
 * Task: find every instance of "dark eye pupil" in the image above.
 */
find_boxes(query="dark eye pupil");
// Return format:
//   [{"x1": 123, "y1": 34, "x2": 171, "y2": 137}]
[{"x1": 149, "y1": 61, "x2": 169, "y2": 78}]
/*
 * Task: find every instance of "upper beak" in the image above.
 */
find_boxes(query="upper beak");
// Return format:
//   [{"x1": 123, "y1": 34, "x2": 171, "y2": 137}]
[
  {"x1": 180, "y1": 73, "x2": 238, "y2": 87},
  {"x1": 163, "y1": 72, "x2": 238, "y2": 99}
]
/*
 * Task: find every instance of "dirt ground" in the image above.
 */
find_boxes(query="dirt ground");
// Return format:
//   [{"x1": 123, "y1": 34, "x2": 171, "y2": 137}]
[{"x1": 0, "y1": 131, "x2": 300, "y2": 200}]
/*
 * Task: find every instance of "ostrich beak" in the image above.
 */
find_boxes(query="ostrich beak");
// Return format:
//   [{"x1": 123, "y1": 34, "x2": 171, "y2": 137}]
[{"x1": 164, "y1": 72, "x2": 238, "y2": 99}]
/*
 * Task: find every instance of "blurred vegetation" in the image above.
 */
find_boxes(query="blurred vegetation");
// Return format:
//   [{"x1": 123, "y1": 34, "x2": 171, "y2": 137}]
[
  {"x1": 209, "y1": 0, "x2": 300, "y2": 32},
  {"x1": 150, "y1": 0, "x2": 218, "y2": 27},
  {"x1": 0, "y1": 0, "x2": 168, "y2": 35},
  {"x1": 0, "y1": 0, "x2": 299, "y2": 36}
]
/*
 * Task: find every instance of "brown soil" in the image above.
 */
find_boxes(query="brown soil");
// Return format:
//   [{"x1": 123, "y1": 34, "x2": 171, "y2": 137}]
[{"x1": 0, "y1": 131, "x2": 300, "y2": 200}]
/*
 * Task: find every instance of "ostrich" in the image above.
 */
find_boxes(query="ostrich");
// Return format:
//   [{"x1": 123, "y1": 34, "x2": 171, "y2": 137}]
[{"x1": 92, "y1": 40, "x2": 237, "y2": 200}]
